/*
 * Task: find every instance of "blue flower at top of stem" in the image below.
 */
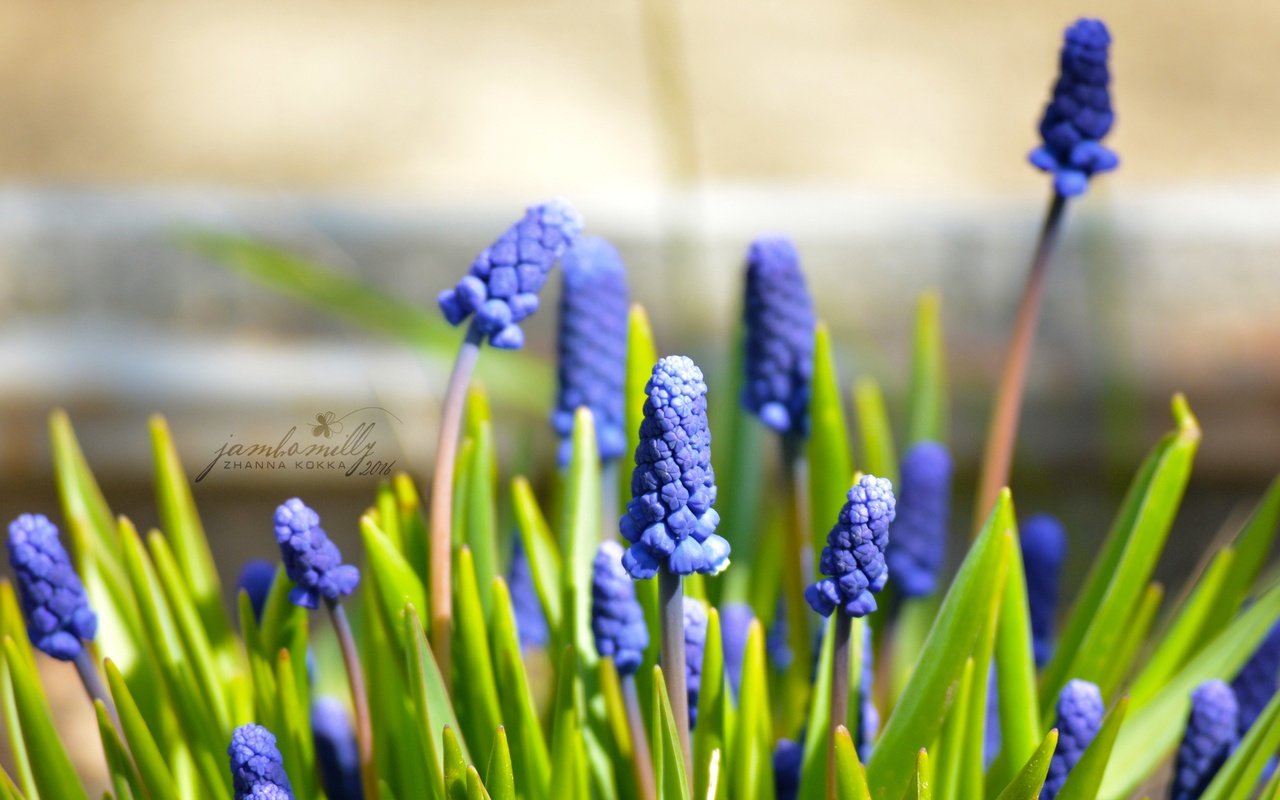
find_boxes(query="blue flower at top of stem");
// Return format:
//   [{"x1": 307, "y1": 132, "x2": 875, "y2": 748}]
[
  {"x1": 273, "y1": 499, "x2": 360, "y2": 609},
  {"x1": 805, "y1": 475, "x2": 896, "y2": 618},
  {"x1": 741, "y1": 236, "x2": 815, "y2": 439},
  {"x1": 6, "y1": 513, "x2": 97, "y2": 661}
]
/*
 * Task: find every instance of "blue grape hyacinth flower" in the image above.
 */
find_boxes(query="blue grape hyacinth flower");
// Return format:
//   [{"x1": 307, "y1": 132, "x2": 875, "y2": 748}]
[
  {"x1": 591, "y1": 540, "x2": 649, "y2": 676},
  {"x1": 1029, "y1": 19, "x2": 1119, "y2": 197},
  {"x1": 773, "y1": 738, "x2": 803, "y2": 800},
  {"x1": 1230, "y1": 617, "x2": 1280, "y2": 737},
  {"x1": 858, "y1": 624, "x2": 879, "y2": 760},
  {"x1": 508, "y1": 534, "x2": 550, "y2": 650},
  {"x1": 720, "y1": 603, "x2": 753, "y2": 699},
  {"x1": 6, "y1": 513, "x2": 98, "y2": 661},
  {"x1": 741, "y1": 236, "x2": 816, "y2": 438},
  {"x1": 683, "y1": 597, "x2": 708, "y2": 728},
  {"x1": 552, "y1": 235, "x2": 629, "y2": 466},
  {"x1": 229, "y1": 723, "x2": 294, "y2": 800},
  {"x1": 885, "y1": 441, "x2": 953, "y2": 599},
  {"x1": 237, "y1": 559, "x2": 277, "y2": 622},
  {"x1": 805, "y1": 475, "x2": 897, "y2": 618},
  {"x1": 313, "y1": 697, "x2": 363, "y2": 800},
  {"x1": 1043, "y1": 679, "x2": 1105, "y2": 800},
  {"x1": 1171, "y1": 680, "x2": 1239, "y2": 800},
  {"x1": 1021, "y1": 514, "x2": 1067, "y2": 667},
  {"x1": 438, "y1": 199, "x2": 584, "y2": 350},
  {"x1": 273, "y1": 499, "x2": 360, "y2": 610},
  {"x1": 620, "y1": 356, "x2": 729, "y2": 579}
]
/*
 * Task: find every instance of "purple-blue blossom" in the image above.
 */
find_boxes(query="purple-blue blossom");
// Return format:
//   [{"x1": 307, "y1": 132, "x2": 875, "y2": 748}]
[
  {"x1": 858, "y1": 624, "x2": 879, "y2": 761},
  {"x1": 720, "y1": 603, "x2": 753, "y2": 698},
  {"x1": 508, "y1": 535, "x2": 549, "y2": 649},
  {"x1": 591, "y1": 540, "x2": 649, "y2": 676},
  {"x1": 1021, "y1": 514, "x2": 1067, "y2": 667},
  {"x1": 552, "y1": 236, "x2": 629, "y2": 466},
  {"x1": 1171, "y1": 680, "x2": 1238, "y2": 800},
  {"x1": 1043, "y1": 679, "x2": 1104, "y2": 800},
  {"x1": 1029, "y1": 19, "x2": 1119, "y2": 197},
  {"x1": 438, "y1": 199, "x2": 583, "y2": 350},
  {"x1": 312, "y1": 697, "x2": 363, "y2": 800},
  {"x1": 6, "y1": 513, "x2": 97, "y2": 661},
  {"x1": 237, "y1": 559, "x2": 277, "y2": 622},
  {"x1": 805, "y1": 475, "x2": 896, "y2": 618},
  {"x1": 741, "y1": 236, "x2": 815, "y2": 438},
  {"x1": 273, "y1": 499, "x2": 360, "y2": 610},
  {"x1": 229, "y1": 723, "x2": 294, "y2": 800},
  {"x1": 1230, "y1": 618, "x2": 1280, "y2": 737},
  {"x1": 773, "y1": 738, "x2": 803, "y2": 800},
  {"x1": 683, "y1": 598, "x2": 708, "y2": 728},
  {"x1": 619, "y1": 356, "x2": 729, "y2": 579},
  {"x1": 885, "y1": 441, "x2": 953, "y2": 598}
]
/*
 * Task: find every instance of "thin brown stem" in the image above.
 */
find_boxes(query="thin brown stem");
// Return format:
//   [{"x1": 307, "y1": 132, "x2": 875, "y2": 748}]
[
  {"x1": 428, "y1": 327, "x2": 483, "y2": 682},
  {"x1": 828, "y1": 612, "x2": 852, "y2": 800},
  {"x1": 973, "y1": 193, "x2": 1068, "y2": 535},
  {"x1": 623, "y1": 674, "x2": 658, "y2": 800},
  {"x1": 659, "y1": 569, "x2": 692, "y2": 789},
  {"x1": 328, "y1": 600, "x2": 378, "y2": 800},
  {"x1": 73, "y1": 649, "x2": 118, "y2": 730}
]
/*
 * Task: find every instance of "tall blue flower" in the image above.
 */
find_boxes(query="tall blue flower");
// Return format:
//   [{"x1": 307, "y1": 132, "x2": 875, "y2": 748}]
[
  {"x1": 805, "y1": 475, "x2": 896, "y2": 618},
  {"x1": 438, "y1": 199, "x2": 584, "y2": 350},
  {"x1": 6, "y1": 514, "x2": 97, "y2": 661},
  {"x1": 1172, "y1": 680, "x2": 1239, "y2": 800},
  {"x1": 885, "y1": 442, "x2": 953, "y2": 598},
  {"x1": 229, "y1": 723, "x2": 294, "y2": 800},
  {"x1": 720, "y1": 603, "x2": 753, "y2": 698},
  {"x1": 552, "y1": 236, "x2": 629, "y2": 466},
  {"x1": 237, "y1": 559, "x2": 277, "y2": 622},
  {"x1": 508, "y1": 534, "x2": 549, "y2": 649},
  {"x1": 741, "y1": 236, "x2": 815, "y2": 438},
  {"x1": 273, "y1": 499, "x2": 360, "y2": 610},
  {"x1": 1230, "y1": 618, "x2": 1280, "y2": 737},
  {"x1": 1029, "y1": 19, "x2": 1119, "y2": 197},
  {"x1": 683, "y1": 598, "x2": 708, "y2": 728},
  {"x1": 858, "y1": 624, "x2": 879, "y2": 760},
  {"x1": 591, "y1": 540, "x2": 649, "y2": 676},
  {"x1": 312, "y1": 697, "x2": 363, "y2": 800},
  {"x1": 619, "y1": 356, "x2": 729, "y2": 579},
  {"x1": 766, "y1": 600, "x2": 794, "y2": 671},
  {"x1": 1043, "y1": 679, "x2": 1104, "y2": 800},
  {"x1": 773, "y1": 738, "x2": 803, "y2": 800},
  {"x1": 1021, "y1": 514, "x2": 1067, "y2": 667}
]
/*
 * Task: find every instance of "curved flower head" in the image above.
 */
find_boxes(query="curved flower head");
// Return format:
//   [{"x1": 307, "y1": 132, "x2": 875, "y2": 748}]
[
  {"x1": 885, "y1": 442, "x2": 953, "y2": 599},
  {"x1": 438, "y1": 198, "x2": 584, "y2": 350},
  {"x1": 237, "y1": 559, "x2": 277, "y2": 622},
  {"x1": 552, "y1": 236, "x2": 630, "y2": 466},
  {"x1": 1172, "y1": 680, "x2": 1238, "y2": 800},
  {"x1": 741, "y1": 236, "x2": 815, "y2": 438},
  {"x1": 229, "y1": 723, "x2": 294, "y2": 800},
  {"x1": 1021, "y1": 514, "x2": 1067, "y2": 667},
  {"x1": 619, "y1": 356, "x2": 729, "y2": 579},
  {"x1": 273, "y1": 499, "x2": 360, "y2": 609},
  {"x1": 805, "y1": 475, "x2": 896, "y2": 618},
  {"x1": 6, "y1": 513, "x2": 97, "y2": 661},
  {"x1": 1043, "y1": 679, "x2": 1104, "y2": 800},
  {"x1": 1230, "y1": 618, "x2": 1280, "y2": 737},
  {"x1": 509, "y1": 534, "x2": 549, "y2": 649},
  {"x1": 312, "y1": 697, "x2": 363, "y2": 800},
  {"x1": 683, "y1": 597, "x2": 708, "y2": 728},
  {"x1": 591, "y1": 540, "x2": 649, "y2": 676},
  {"x1": 1029, "y1": 19, "x2": 1118, "y2": 197}
]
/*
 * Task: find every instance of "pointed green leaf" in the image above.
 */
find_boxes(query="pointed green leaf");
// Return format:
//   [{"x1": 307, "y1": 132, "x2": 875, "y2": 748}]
[
  {"x1": 563, "y1": 408, "x2": 602, "y2": 668},
  {"x1": 444, "y1": 727, "x2": 468, "y2": 800},
  {"x1": 273, "y1": 650, "x2": 316, "y2": 800},
  {"x1": 466, "y1": 766, "x2": 492, "y2": 800},
  {"x1": 488, "y1": 579, "x2": 549, "y2": 797},
  {"x1": 550, "y1": 647, "x2": 589, "y2": 800},
  {"x1": 463, "y1": 418, "x2": 499, "y2": 616},
  {"x1": 797, "y1": 615, "x2": 837, "y2": 800},
  {"x1": 986, "y1": 523, "x2": 1040, "y2": 792},
  {"x1": 1, "y1": 637, "x2": 90, "y2": 800},
  {"x1": 729, "y1": 619, "x2": 774, "y2": 800},
  {"x1": 808, "y1": 322, "x2": 854, "y2": 552},
  {"x1": 692, "y1": 607, "x2": 726, "y2": 799},
  {"x1": 362, "y1": 515, "x2": 428, "y2": 622},
  {"x1": 935, "y1": 658, "x2": 973, "y2": 800},
  {"x1": 624, "y1": 304, "x2": 660, "y2": 508},
  {"x1": 403, "y1": 606, "x2": 450, "y2": 800},
  {"x1": 452, "y1": 547, "x2": 502, "y2": 765},
  {"x1": 652, "y1": 666, "x2": 691, "y2": 800},
  {"x1": 1055, "y1": 697, "x2": 1129, "y2": 800},
  {"x1": 484, "y1": 727, "x2": 514, "y2": 800},
  {"x1": 853, "y1": 378, "x2": 898, "y2": 485},
  {"x1": 993, "y1": 729, "x2": 1058, "y2": 800},
  {"x1": 1098, "y1": 583, "x2": 1163, "y2": 700},
  {"x1": 95, "y1": 700, "x2": 146, "y2": 800},
  {"x1": 832, "y1": 725, "x2": 871, "y2": 800},
  {"x1": 1199, "y1": 476, "x2": 1280, "y2": 640},
  {"x1": 906, "y1": 750, "x2": 932, "y2": 800},
  {"x1": 103, "y1": 660, "x2": 178, "y2": 800},
  {"x1": 907, "y1": 291, "x2": 948, "y2": 445},
  {"x1": 511, "y1": 477, "x2": 563, "y2": 632},
  {"x1": 716, "y1": 321, "x2": 766, "y2": 608}
]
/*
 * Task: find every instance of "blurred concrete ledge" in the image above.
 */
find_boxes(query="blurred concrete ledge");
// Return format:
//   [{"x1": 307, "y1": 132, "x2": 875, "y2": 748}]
[{"x1": 0, "y1": 183, "x2": 1277, "y2": 490}]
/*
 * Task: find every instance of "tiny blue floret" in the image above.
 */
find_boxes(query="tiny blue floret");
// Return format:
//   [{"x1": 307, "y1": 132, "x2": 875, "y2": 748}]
[{"x1": 6, "y1": 513, "x2": 97, "y2": 661}]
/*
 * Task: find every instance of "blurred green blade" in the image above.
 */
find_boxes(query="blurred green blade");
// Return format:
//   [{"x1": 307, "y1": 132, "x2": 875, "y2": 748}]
[
  {"x1": 1200, "y1": 476, "x2": 1280, "y2": 636},
  {"x1": 95, "y1": 701, "x2": 147, "y2": 800},
  {"x1": 652, "y1": 666, "x2": 691, "y2": 800},
  {"x1": 906, "y1": 291, "x2": 948, "y2": 445},
  {"x1": 987, "y1": 523, "x2": 1040, "y2": 793},
  {"x1": 1097, "y1": 582, "x2": 1163, "y2": 700},
  {"x1": 362, "y1": 515, "x2": 429, "y2": 622},
  {"x1": 624, "y1": 305, "x2": 660, "y2": 510},
  {"x1": 729, "y1": 619, "x2": 775, "y2": 800},
  {"x1": 444, "y1": 727, "x2": 468, "y2": 800},
  {"x1": 808, "y1": 322, "x2": 854, "y2": 566},
  {"x1": 452, "y1": 547, "x2": 503, "y2": 764},
  {"x1": 993, "y1": 729, "x2": 1058, "y2": 800},
  {"x1": 935, "y1": 658, "x2": 974, "y2": 800},
  {"x1": 484, "y1": 727, "x2": 514, "y2": 800},
  {"x1": 463, "y1": 418, "x2": 500, "y2": 616},
  {"x1": 466, "y1": 765, "x2": 493, "y2": 800},
  {"x1": 563, "y1": 408, "x2": 602, "y2": 669},
  {"x1": 0, "y1": 637, "x2": 90, "y2": 800},
  {"x1": 184, "y1": 233, "x2": 551, "y2": 409},
  {"x1": 853, "y1": 378, "x2": 898, "y2": 485},
  {"x1": 511, "y1": 477, "x2": 564, "y2": 633},
  {"x1": 1054, "y1": 697, "x2": 1129, "y2": 800},
  {"x1": 692, "y1": 608, "x2": 726, "y2": 800},
  {"x1": 833, "y1": 726, "x2": 871, "y2": 800},
  {"x1": 104, "y1": 660, "x2": 179, "y2": 800},
  {"x1": 907, "y1": 750, "x2": 932, "y2": 800},
  {"x1": 489, "y1": 579, "x2": 550, "y2": 797},
  {"x1": 866, "y1": 491, "x2": 1013, "y2": 799},
  {"x1": 403, "y1": 605, "x2": 452, "y2": 798},
  {"x1": 550, "y1": 647, "x2": 590, "y2": 800}
]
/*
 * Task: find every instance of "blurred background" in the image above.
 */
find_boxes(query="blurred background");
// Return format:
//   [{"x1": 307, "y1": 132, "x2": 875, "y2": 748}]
[{"x1": 1, "y1": 3, "x2": 1278, "y2": 760}]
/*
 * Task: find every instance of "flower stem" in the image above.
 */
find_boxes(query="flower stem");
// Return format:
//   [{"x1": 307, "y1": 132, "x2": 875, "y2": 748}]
[
  {"x1": 327, "y1": 599, "x2": 378, "y2": 800},
  {"x1": 828, "y1": 611, "x2": 852, "y2": 799},
  {"x1": 659, "y1": 568, "x2": 692, "y2": 787},
  {"x1": 780, "y1": 439, "x2": 812, "y2": 733},
  {"x1": 973, "y1": 192, "x2": 1068, "y2": 534},
  {"x1": 429, "y1": 325, "x2": 484, "y2": 682},
  {"x1": 73, "y1": 649, "x2": 118, "y2": 729},
  {"x1": 623, "y1": 673, "x2": 658, "y2": 800}
]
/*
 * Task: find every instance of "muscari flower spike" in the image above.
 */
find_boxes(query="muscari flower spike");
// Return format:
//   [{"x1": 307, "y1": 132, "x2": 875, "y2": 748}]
[
  {"x1": 885, "y1": 441, "x2": 953, "y2": 599},
  {"x1": 509, "y1": 534, "x2": 550, "y2": 649},
  {"x1": 741, "y1": 236, "x2": 816, "y2": 438},
  {"x1": 1021, "y1": 514, "x2": 1068, "y2": 667},
  {"x1": 619, "y1": 356, "x2": 729, "y2": 579},
  {"x1": 229, "y1": 723, "x2": 294, "y2": 800},
  {"x1": 552, "y1": 235, "x2": 630, "y2": 466},
  {"x1": 237, "y1": 559, "x2": 277, "y2": 622},
  {"x1": 805, "y1": 475, "x2": 896, "y2": 618},
  {"x1": 1230, "y1": 617, "x2": 1280, "y2": 737},
  {"x1": 438, "y1": 198, "x2": 584, "y2": 350},
  {"x1": 773, "y1": 738, "x2": 803, "y2": 800},
  {"x1": 6, "y1": 513, "x2": 97, "y2": 661},
  {"x1": 1029, "y1": 18, "x2": 1119, "y2": 197},
  {"x1": 591, "y1": 540, "x2": 649, "y2": 676},
  {"x1": 1043, "y1": 679, "x2": 1104, "y2": 800},
  {"x1": 1171, "y1": 680, "x2": 1239, "y2": 800},
  {"x1": 766, "y1": 600, "x2": 794, "y2": 671},
  {"x1": 858, "y1": 624, "x2": 879, "y2": 760},
  {"x1": 683, "y1": 597, "x2": 708, "y2": 728},
  {"x1": 274, "y1": 498, "x2": 360, "y2": 610},
  {"x1": 312, "y1": 697, "x2": 363, "y2": 800},
  {"x1": 720, "y1": 603, "x2": 753, "y2": 699}
]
